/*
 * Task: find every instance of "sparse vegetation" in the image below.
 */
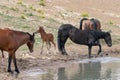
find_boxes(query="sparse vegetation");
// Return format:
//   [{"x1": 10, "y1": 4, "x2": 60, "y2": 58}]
[
  {"x1": 39, "y1": 0, "x2": 45, "y2": 6},
  {"x1": 10, "y1": 7, "x2": 19, "y2": 11},
  {"x1": 20, "y1": 14, "x2": 26, "y2": 19},
  {"x1": 108, "y1": 20, "x2": 114, "y2": 25},
  {"x1": 26, "y1": 13, "x2": 33, "y2": 16},
  {"x1": 29, "y1": 5, "x2": 33, "y2": 9},
  {"x1": 17, "y1": 0, "x2": 23, "y2": 4},
  {"x1": 81, "y1": 12, "x2": 89, "y2": 17}
]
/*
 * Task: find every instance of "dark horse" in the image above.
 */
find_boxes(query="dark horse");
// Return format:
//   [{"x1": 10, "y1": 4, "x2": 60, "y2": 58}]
[
  {"x1": 57, "y1": 24, "x2": 112, "y2": 58},
  {"x1": 80, "y1": 18, "x2": 101, "y2": 54},
  {"x1": 80, "y1": 18, "x2": 101, "y2": 30},
  {"x1": 0, "y1": 28, "x2": 35, "y2": 73}
]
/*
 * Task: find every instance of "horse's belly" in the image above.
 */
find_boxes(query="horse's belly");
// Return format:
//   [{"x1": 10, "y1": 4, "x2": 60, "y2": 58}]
[{"x1": 70, "y1": 38, "x2": 88, "y2": 45}]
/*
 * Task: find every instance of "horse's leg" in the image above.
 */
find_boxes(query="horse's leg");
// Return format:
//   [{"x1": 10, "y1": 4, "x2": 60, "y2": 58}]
[
  {"x1": 92, "y1": 40, "x2": 102, "y2": 56},
  {"x1": 1, "y1": 50, "x2": 4, "y2": 58},
  {"x1": 61, "y1": 36, "x2": 68, "y2": 55},
  {"x1": 7, "y1": 52, "x2": 13, "y2": 73},
  {"x1": 51, "y1": 40, "x2": 57, "y2": 54},
  {"x1": 98, "y1": 44, "x2": 101, "y2": 55},
  {"x1": 47, "y1": 41, "x2": 51, "y2": 54},
  {"x1": 88, "y1": 45, "x2": 92, "y2": 58},
  {"x1": 1, "y1": 50, "x2": 4, "y2": 63},
  {"x1": 51, "y1": 40, "x2": 56, "y2": 48},
  {"x1": 40, "y1": 41, "x2": 44, "y2": 54},
  {"x1": 90, "y1": 41, "x2": 102, "y2": 57},
  {"x1": 48, "y1": 41, "x2": 51, "y2": 49},
  {"x1": 12, "y1": 53, "x2": 19, "y2": 73}
]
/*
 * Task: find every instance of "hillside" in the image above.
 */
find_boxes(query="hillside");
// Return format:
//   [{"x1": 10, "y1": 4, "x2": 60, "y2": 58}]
[{"x1": 0, "y1": 0, "x2": 120, "y2": 44}]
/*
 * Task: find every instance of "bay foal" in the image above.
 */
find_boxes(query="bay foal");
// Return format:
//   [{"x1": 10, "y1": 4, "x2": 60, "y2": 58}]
[{"x1": 34, "y1": 26, "x2": 56, "y2": 54}]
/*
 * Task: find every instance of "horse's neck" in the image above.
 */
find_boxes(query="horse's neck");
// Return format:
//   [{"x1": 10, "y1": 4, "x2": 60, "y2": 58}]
[
  {"x1": 13, "y1": 31, "x2": 29, "y2": 46},
  {"x1": 94, "y1": 31, "x2": 106, "y2": 39},
  {"x1": 40, "y1": 30, "x2": 47, "y2": 37}
]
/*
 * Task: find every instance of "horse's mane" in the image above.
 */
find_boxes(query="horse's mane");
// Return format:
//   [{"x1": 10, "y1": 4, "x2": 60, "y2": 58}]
[
  {"x1": 26, "y1": 32, "x2": 34, "y2": 40},
  {"x1": 39, "y1": 26, "x2": 46, "y2": 33}
]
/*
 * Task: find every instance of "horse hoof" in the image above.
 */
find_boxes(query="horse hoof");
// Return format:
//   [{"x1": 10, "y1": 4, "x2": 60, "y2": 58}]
[
  {"x1": 15, "y1": 70, "x2": 20, "y2": 74},
  {"x1": 7, "y1": 70, "x2": 13, "y2": 73},
  {"x1": 62, "y1": 52, "x2": 68, "y2": 55}
]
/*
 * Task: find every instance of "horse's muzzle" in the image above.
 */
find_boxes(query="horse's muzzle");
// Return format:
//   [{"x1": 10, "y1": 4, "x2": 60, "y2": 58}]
[
  {"x1": 108, "y1": 44, "x2": 112, "y2": 47},
  {"x1": 30, "y1": 50, "x2": 33, "y2": 53}
]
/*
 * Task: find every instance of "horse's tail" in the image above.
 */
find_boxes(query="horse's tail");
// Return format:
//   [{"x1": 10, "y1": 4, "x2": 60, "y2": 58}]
[
  {"x1": 90, "y1": 18, "x2": 97, "y2": 30},
  {"x1": 91, "y1": 18, "x2": 101, "y2": 30},
  {"x1": 80, "y1": 17, "x2": 88, "y2": 29},
  {"x1": 95, "y1": 19, "x2": 101, "y2": 31},
  {"x1": 57, "y1": 29, "x2": 63, "y2": 53},
  {"x1": 57, "y1": 24, "x2": 72, "y2": 55}
]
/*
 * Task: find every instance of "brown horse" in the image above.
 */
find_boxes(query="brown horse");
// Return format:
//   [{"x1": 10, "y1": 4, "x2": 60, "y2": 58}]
[
  {"x1": 34, "y1": 26, "x2": 56, "y2": 54},
  {"x1": 0, "y1": 28, "x2": 35, "y2": 73},
  {"x1": 80, "y1": 18, "x2": 101, "y2": 30}
]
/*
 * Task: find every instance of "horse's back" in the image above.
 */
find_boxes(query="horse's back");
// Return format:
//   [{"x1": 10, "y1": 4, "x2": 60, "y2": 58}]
[
  {"x1": 59, "y1": 24, "x2": 74, "y2": 30},
  {"x1": 47, "y1": 33, "x2": 54, "y2": 41},
  {"x1": 0, "y1": 28, "x2": 14, "y2": 50},
  {"x1": 0, "y1": 28, "x2": 12, "y2": 41},
  {"x1": 0, "y1": 28, "x2": 27, "y2": 51}
]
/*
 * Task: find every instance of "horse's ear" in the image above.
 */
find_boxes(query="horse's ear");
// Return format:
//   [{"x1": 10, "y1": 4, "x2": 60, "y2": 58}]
[
  {"x1": 38, "y1": 25, "x2": 41, "y2": 28},
  {"x1": 39, "y1": 26, "x2": 43, "y2": 29},
  {"x1": 33, "y1": 33, "x2": 35, "y2": 37}
]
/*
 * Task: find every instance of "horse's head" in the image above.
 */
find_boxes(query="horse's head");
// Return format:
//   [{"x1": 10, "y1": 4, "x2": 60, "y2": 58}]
[
  {"x1": 104, "y1": 32, "x2": 112, "y2": 47},
  {"x1": 27, "y1": 33, "x2": 35, "y2": 53},
  {"x1": 34, "y1": 26, "x2": 44, "y2": 34}
]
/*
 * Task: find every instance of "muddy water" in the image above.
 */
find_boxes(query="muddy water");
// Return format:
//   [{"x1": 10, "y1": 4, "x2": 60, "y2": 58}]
[{"x1": 17, "y1": 57, "x2": 120, "y2": 80}]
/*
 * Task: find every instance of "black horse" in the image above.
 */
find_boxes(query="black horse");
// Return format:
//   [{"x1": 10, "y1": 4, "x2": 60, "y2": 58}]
[{"x1": 57, "y1": 24, "x2": 112, "y2": 58}]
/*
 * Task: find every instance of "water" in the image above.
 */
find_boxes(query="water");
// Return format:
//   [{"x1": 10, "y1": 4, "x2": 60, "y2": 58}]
[{"x1": 18, "y1": 57, "x2": 120, "y2": 80}]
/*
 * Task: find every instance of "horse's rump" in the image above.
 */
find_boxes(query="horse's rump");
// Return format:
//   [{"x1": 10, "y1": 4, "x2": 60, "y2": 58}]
[{"x1": 80, "y1": 18, "x2": 101, "y2": 30}]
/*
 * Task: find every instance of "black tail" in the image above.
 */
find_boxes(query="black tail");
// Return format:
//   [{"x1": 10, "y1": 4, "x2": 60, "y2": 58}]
[
  {"x1": 57, "y1": 29, "x2": 62, "y2": 53},
  {"x1": 90, "y1": 18, "x2": 97, "y2": 30},
  {"x1": 80, "y1": 18, "x2": 88, "y2": 29},
  {"x1": 57, "y1": 24, "x2": 72, "y2": 55}
]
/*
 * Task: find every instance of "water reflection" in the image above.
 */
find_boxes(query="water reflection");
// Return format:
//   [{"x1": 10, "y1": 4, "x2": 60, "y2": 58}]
[
  {"x1": 57, "y1": 62, "x2": 102, "y2": 80},
  {"x1": 57, "y1": 58, "x2": 120, "y2": 80},
  {"x1": 58, "y1": 67, "x2": 68, "y2": 80},
  {"x1": 75, "y1": 62, "x2": 101, "y2": 80},
  {"x1": 18, "y1": 57, "x2": 120, "y2": 80}
]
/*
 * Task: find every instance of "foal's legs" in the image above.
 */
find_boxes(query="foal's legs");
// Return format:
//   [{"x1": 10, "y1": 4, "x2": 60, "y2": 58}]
[
  {"x1": 40, "y1": 41, "x2": 44, "y2": 54},
  {"x1": 51, "y1": 40, "x2": 56, "y2": 48},
  {"x1": 46, "y1": 41, "x2": 51, "y2": 54}
]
